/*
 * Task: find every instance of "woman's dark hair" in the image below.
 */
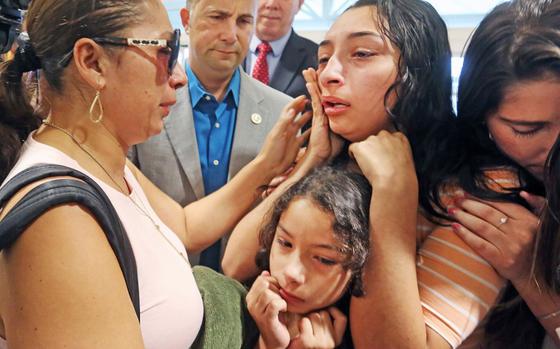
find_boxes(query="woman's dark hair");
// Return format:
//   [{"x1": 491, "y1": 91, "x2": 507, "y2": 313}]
[
  {"x1": 423, "y1": 0, "x2": 559, "y2": 221},
  {"x1": 420, "y1": 0, "x2": 559, "y2": 348},
  {"x1": 256, "y1": 166, "x2": 372, "y2": 297},
  {"x1": 0, "y1": 0, "x2": 150, "y2": 182},
  {"x1": 338, "y1": 0, "x2": 457, "y2": 217},
  {"x1": 345, "y1": 0, "x2": 454, "y2": 137},
  {"x1": 537, "y1": 135, "x2": 560, "y2": 292}
]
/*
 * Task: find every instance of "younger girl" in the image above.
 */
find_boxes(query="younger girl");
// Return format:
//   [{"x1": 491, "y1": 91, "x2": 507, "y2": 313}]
[{"x1": 246, "y1": 166, "x2": 371, "y2": 349}]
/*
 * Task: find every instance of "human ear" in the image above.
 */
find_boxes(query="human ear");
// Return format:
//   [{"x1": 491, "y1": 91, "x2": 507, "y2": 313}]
[
  {"x1": 72, "y1": 38, "x2": 107, "y2": 90},
  {"x1": 180, "y1": 8, "x2": 191, "y2": 30}
]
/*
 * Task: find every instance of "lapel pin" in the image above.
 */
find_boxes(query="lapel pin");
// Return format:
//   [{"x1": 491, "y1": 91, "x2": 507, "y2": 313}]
[{"x1": 251, "y1": 113, "x2": 263, "y2": 125}]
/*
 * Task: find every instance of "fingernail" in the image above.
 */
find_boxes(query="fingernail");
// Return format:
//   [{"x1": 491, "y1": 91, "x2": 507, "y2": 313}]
[
  {"x1": 453, "y1": 196, "x2": 464, "y2": 206},
  {"x1": 451, "y1": 223, "x2": 461, "y2": 232},
  {"x1": 447, "y1": 206, "x2": 457, "y2": 215}
]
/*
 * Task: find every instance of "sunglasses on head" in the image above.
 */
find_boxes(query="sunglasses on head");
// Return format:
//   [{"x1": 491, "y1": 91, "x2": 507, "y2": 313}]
[{"x1": 91, "y1": 28, "x2": 181, "y2": 75}]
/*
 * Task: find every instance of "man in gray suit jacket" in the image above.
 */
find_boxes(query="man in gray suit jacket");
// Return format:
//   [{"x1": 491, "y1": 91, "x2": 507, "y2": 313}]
[
  {"x1": 244, "y1": 0, "x2": 318, "y2": 98},
  {"x1": 130, "y1": 0, "x2": 291, "y2": 269}
]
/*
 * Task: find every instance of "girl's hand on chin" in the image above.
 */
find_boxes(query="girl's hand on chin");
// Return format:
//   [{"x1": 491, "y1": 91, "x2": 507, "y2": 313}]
[
  {"x1": 287, "y1": 307, "x2": 347, "y2": 349},
  {"x1": 247, "y1": 271, "x2": 290, "y2": 349},
  {"x1": 348, "y1": 130, "x2": 417, "y2": 194}
]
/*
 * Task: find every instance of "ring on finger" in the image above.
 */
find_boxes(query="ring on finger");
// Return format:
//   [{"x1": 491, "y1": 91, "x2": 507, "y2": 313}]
[{"x1": 498, "y1": 216, "x2": 508, "y2": 226}]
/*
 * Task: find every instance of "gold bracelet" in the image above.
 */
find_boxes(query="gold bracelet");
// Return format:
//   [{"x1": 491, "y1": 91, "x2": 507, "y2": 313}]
[{"x1": 538, "y1": 309, "x2": 560, "y2": 321}]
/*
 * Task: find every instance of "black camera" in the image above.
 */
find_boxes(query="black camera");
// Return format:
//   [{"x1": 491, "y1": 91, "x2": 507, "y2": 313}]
[{"x1": 0, "y1": 0, "x2": 31, "y2": 54}]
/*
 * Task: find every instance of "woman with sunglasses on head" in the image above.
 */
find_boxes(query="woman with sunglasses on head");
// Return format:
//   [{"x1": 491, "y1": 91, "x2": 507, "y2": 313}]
[{"x1": 0, "y1": 0, "x2": 310, "y2": 348}]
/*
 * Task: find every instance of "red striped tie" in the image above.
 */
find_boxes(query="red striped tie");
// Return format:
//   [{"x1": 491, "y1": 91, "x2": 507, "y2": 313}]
[{"x1": 252, "y1": 41, "x2": 272, "y2": 85}]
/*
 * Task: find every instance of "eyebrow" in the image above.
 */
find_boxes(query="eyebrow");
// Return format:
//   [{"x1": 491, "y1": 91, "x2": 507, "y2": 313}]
[
  {"x1": 206, "y1": 8, "x2": 254, "y2": 21},
  {"x1": 319, "y1": 31, "x2": 383, "y2": 48},
  {"x1": 207, "y1": 8, "x2": 232, "y2": 17},
  {"x1": 277, "y1": 224, "x2": 341, "y2": 252},
  {"x1": 277, "y1": 224, "x2": 293, "y2": 237},
  {"x1": 238, "y1": 13, "x2": 254, "y2": 20},
  {"x1": 498, "y1": 114, "x2": 548, "y2": 126},
  {"x1": 313, "y1": 243, "x2": 341, "y2": 252}
]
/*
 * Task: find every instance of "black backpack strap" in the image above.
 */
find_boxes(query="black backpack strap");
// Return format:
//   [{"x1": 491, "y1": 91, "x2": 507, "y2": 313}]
[{"x1": 0, "y1": 164, "x2": 140, "y2": 320}]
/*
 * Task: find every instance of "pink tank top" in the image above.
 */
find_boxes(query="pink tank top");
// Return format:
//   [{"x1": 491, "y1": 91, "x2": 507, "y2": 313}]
[{"x1": 0, "y1": 134, "x2": 203, "y2": 349}]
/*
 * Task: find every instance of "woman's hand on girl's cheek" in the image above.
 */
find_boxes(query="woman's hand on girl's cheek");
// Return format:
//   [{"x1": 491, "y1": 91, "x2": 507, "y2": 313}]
[
  {"x1": 449, "y1": 197, "x2": 540, "y2": 283},
  {"x1": 302, "y1": 68, "x2": 345, "y2": 166},
  {"x1": 258, "y1": 96, "x2": 312, "y2": 179},
  {"x1": 287, "y1": 307, "x2": 346, "y2": 349},
  {"x1": 348, "y1": 130, "x2": 417, "y2": 192},
  {"x1": 247, "y1": 271, "x2": 290, "y2": 349}
]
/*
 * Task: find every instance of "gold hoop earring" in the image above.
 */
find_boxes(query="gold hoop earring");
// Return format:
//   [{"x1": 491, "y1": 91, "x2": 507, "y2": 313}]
[{"x1": 89, "y1": 90, "x2": 104, "y2": 123}]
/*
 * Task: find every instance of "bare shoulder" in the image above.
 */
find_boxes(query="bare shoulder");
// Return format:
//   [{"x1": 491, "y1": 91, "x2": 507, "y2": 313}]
[{"x1": 0, "y1": 202, "x2": 144, "y2": 348}]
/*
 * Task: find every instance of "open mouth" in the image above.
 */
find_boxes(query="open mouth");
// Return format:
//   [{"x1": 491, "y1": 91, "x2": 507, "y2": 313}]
[
  {"x1": 321, "y1": 96, "x2": 351, "y2": 115},
  {"x1": 321, "y1": 96, "x2": 350, "y2": 108},
  {"x1": 322, "y1": 101, "x2": 350, "y2": 109}
]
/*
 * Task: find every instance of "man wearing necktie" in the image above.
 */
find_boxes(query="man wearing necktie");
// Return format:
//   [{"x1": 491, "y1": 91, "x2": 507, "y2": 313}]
[{"x1": 244, "y1": 0, "x2": 318, "y2": 98}]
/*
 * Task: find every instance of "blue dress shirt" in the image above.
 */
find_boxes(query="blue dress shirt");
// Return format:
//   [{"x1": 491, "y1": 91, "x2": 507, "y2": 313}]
[{"x1": 186, "y1": 65, "x2": 240, "y2": 196}]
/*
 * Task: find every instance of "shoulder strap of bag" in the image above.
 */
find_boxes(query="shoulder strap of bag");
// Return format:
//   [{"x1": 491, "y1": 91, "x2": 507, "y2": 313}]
[{"x1": 0, "y1": 164, "x2": 140, "y2": 320}]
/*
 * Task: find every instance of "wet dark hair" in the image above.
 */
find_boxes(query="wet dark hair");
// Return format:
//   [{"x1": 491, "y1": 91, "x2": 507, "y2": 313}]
[
  {"x1": 425, "y1": 0, "x2": 560, "y2": 218},
  {"x1": 344, "y1": 0, "x2": 454, "y2": 138},
  {"x1": 421, "y1": 0, "x2": 560, "y2": 220},
  {"x1": 256, "y1": 166, "x2": 372, "y2": 297},
  {"x1": 346, "y1": 0, "x2": 453, "y2": 135},
  {"x1": 423, "y1": 0, "x2": 559, "y2": 348},
  {"x1": 538, "y1": 135, "x2": 560, "y2": 293},
  {"x1": 0, "y1": 0, "x2": 150, "y2": 182},
  {"x1": 458, "y1": 0, "x2": 560, "y2": 130},
  {"x1": 336, "y1": 0, "x2": 457, "y2": 219}
]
